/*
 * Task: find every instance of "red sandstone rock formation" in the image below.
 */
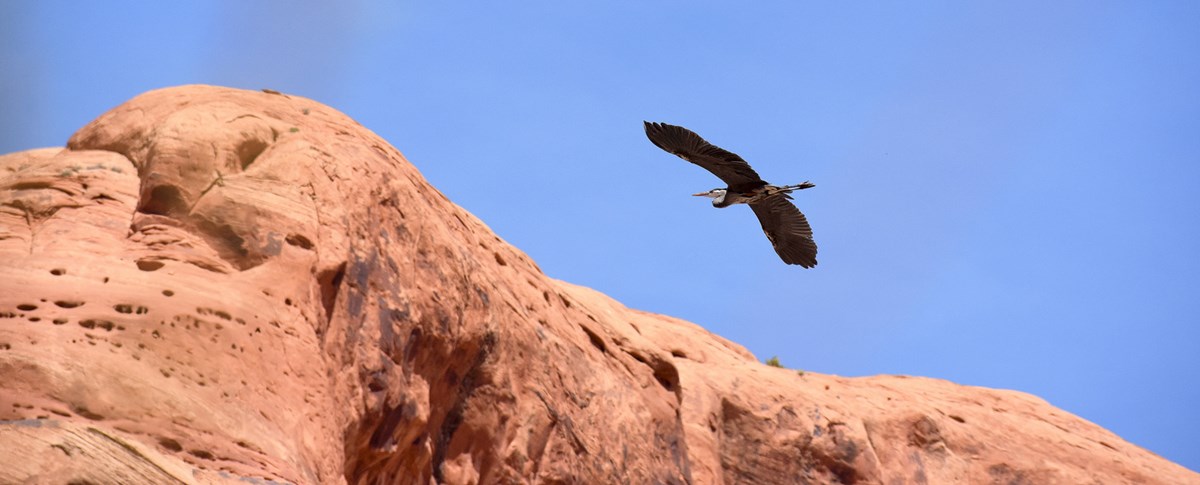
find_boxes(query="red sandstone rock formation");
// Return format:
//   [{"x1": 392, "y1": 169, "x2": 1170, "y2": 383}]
[{"x1": 0, "y1": 86, "x2": 1195, "y2": 484}]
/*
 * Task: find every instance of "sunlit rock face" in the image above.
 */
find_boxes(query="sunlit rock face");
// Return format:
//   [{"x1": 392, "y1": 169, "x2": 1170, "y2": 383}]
[{"x1": 0, "y1": 85, "x2": 1194, "y2": 485}]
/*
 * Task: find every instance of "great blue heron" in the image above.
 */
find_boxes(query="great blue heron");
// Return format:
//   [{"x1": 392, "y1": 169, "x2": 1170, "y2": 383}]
[{"x1": 644, "y1": 121, "x2": 818, "y2": 267}]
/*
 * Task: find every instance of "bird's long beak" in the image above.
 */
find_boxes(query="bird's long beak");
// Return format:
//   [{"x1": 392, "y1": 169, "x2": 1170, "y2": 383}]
[{"x1": 691, "y1": 191, "x2": 710, "y2": 197}]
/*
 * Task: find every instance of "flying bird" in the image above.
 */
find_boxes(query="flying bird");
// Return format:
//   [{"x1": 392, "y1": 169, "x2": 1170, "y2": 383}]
[{"x1": 643, "y1": 121, "x2": 818, "y2": 267}]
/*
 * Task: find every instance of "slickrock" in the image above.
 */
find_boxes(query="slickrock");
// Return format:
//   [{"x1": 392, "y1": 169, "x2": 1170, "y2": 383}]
[{"x1": 0, "y1": 85, "x2": 1195, "y2": 484}]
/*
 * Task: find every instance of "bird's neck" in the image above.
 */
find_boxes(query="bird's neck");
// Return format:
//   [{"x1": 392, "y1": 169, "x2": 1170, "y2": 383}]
[{"x1": 713, "y1": 190, "x2": 733, "y2": 207}]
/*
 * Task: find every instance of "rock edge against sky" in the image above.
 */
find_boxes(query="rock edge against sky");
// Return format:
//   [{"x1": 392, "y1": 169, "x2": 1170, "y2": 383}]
[{"x1": 0, "y1": 85, "x2": 1195, "y2": 484}]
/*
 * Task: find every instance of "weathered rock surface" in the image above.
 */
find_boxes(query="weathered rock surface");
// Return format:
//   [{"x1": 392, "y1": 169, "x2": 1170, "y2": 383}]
[{"x1": 0, "y1": 85, "x2": 1195, "y2": 484}]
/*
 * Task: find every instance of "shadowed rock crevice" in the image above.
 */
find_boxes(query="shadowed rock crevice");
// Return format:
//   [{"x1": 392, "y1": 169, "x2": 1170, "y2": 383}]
[
  {"x1": 236, "y1": 138, "x2": 270, "y2": 170},
  {"x1": 343, "y1": 319, "x2": 502, "y2": 484},
  {"x1": 431, "y1": 331, "x2": 497, "y2": 484},
  {"x1": 138, "y1": 184, "x2": 189, "y2": 217},
  {"x1": 318, "y1": 261, "x2": 347, "y2": 324},
  {"x1": 367, "y1": 399, "x2": 419, "y2": 451},
  {"x1": 579, "y1": 323, "x2": 607, "y2": 353},
  {"x1": 622, "y1": 347, "x2": 681, "y2": 398},
  {"x1": 191, "y1": 217, "x2": 253, "y2": 269}
]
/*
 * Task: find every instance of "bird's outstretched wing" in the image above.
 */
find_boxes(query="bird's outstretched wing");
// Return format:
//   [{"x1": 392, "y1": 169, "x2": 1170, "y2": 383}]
[
  {"x1": 644, "y1": 121, "x2": 765, "y2": 192},
  {"x1": 749, "y1": 195, "x2": 818, "y2": 267}
]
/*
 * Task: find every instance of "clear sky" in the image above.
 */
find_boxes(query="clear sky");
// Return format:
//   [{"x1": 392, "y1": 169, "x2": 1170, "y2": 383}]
[{"x1": 4, "y1": 1, "x2": 1197, "y2": 472}]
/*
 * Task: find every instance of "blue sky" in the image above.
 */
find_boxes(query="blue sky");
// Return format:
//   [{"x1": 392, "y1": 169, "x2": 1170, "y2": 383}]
[{"x1": 4, "y1": 1, "x2": 1198, "y2": 471}]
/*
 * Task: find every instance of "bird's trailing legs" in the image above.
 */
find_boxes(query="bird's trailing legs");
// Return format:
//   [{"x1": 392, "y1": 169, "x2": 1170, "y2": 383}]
[{"x1": 766, "y1": 181, "x2": 815, "y2": 200}]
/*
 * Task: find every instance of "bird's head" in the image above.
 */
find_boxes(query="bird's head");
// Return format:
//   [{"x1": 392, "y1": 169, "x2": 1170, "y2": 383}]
[{"x1": 692, "y1": 188, "x2": 727, "y2": 206}]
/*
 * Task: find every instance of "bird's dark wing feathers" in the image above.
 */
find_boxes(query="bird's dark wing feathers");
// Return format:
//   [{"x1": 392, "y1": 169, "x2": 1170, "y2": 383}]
[
  {"x1": 749, "y1": 195, "x2": 818, "y2": 267},
  {"x1": 644, "y1": 121, "x2": 765, "y2": 191}
]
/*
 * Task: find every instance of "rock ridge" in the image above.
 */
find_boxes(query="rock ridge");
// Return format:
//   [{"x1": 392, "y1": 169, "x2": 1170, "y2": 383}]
[{"x1": 0, "y1": 85, "x2": 1195, "y2": 484}]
